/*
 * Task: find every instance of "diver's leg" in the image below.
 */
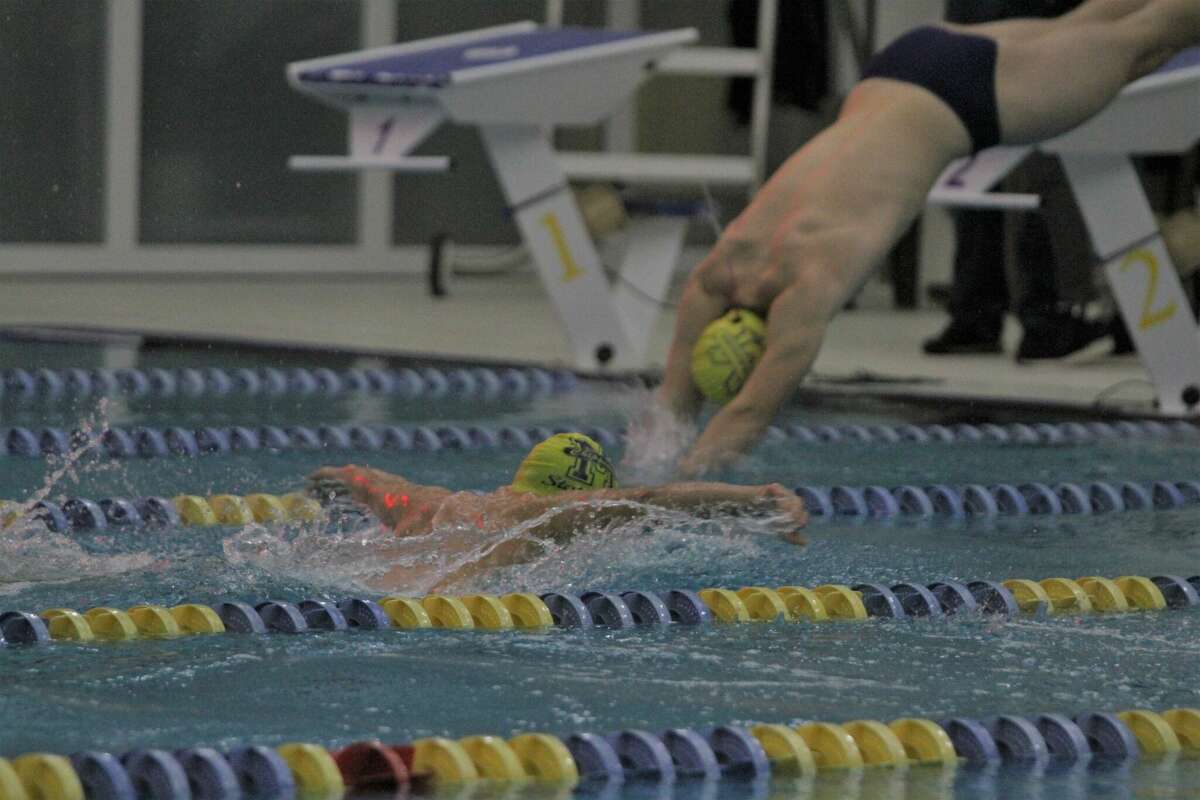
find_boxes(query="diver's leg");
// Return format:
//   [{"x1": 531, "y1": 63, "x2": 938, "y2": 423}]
[
  {"x1": 1059, "y1": 0, "x2": 1157, "y2": 24},
  {"x1": 993, "y1": 0, "x2": 1200, "y2": 143},
  {"x1": 945, "y1": 0, "x2": 1137, "y2": 39}
]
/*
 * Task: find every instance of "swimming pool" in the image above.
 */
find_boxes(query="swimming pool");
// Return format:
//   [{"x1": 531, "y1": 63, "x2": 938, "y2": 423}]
[{"x1": 3, "y1": 335, "x2": 1200, "y2": 799}]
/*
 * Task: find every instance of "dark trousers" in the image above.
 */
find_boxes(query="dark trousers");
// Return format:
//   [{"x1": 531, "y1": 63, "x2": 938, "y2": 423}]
[
  {"x1": 943, "y1": 0, "x2": 1086, "y2": 338},
  {"x1": 948, "y1": 209, "x2": 1062, "y2": 338}
]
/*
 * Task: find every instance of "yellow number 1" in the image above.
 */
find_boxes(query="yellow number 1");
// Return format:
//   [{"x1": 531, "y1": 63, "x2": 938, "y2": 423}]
[
  {"x1": 541, "y1": 212, "x2": 584, "y2": 283},
  {"x1": 1120, "y1": 248, "x2": 1177, "y2": 331}
]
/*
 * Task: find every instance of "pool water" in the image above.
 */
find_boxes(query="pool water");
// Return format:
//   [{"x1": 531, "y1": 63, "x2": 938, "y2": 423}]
[{"x1": 2, "y1": 337, "x2": 1200, "y2": 799}]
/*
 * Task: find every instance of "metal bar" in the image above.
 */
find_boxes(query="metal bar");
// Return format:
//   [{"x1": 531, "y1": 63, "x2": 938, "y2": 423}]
[
  {"x1": 104, "y1": 0, "x2": 143, "y2": 251},
  {"x1": 358, "y1": 0, "x2": 398, "y2": 258},
  {"x1": 748, "y1": 0, "x2": 777, "y2": 189}
]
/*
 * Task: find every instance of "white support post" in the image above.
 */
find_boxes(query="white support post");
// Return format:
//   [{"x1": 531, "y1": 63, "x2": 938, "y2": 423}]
[
  {"x1": 1060, "y1": 153, "x2": 1200, "y2": 414},
  {"x1": 358, "y1": 0, "x2": 397, "y2": 260},
  {"x1": 612, "y1": 216, "x2": 688, "y2": 363},
  {"x1": 603, "y1": 0, "x2": 639, "y2": 153},
  {"x1": 748, "y1": 0, "x2": 777, "y2": 189},
  {"x1": 104, "y1": 0, "x2": 143, "y2": 252},
  {"x1": 478, "y1": 124, "x2": 633, "y2": 370}
]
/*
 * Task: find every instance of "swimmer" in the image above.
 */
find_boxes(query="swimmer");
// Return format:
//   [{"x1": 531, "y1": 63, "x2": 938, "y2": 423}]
[
  {"x1": 307, "y1": 433, "x2": 808, "y2": 587},
  {"x1": 658, "y1": 0, "x2": 1200, "y2": 475}
]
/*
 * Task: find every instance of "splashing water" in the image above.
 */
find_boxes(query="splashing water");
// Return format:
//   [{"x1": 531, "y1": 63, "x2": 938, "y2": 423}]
[
  {"x1": 0, "y1": 400, "x2": 157, "y2": 588},
  {"x1": 18, "y1": 398, "x2": 124, "y2": 508},
  {"x1": 221, "y1": 499, "x2": 796, "y2": 597},
  {"x1": 619, "y1": 389, "x2": 696, "y2": 485},
  {"x1": 0, "y1": 516, "x2": 154, "y2": 590}
]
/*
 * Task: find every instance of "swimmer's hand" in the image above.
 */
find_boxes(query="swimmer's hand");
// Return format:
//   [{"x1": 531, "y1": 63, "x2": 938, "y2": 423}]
[
  {"x1": 305, "y1": 465, "x2": 402, "y2": 505},
  {"x1": 756, "y1": 483, "x2": 807, "y2": 525},
  {"x1": 306, "y1": 477, "x2": 351, "y2": 502},
  {"x1": 624, "y1": 481, "x2": 807, "y2": 542},
  {"x1": 305, "y1": 465, "x2": 359, "y2": 502},
  {"x1": 755, "y1": 483, "x2": 808, "y2": 545},
  {"x1": 305, "y1": 464, "x2": 438, "y2": 530}
]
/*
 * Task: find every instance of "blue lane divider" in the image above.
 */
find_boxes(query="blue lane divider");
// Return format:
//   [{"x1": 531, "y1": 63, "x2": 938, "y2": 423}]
[
  {"x1": 7, "y1": 476, "x2": 1200, "y2": 536},
  {"x1": 778, "y1": 419, "x2": 1195, "y2": 445},
  {"x1": 795, "y1": 478, "x2": 1200, "y2": 518},
  {"x1": 0, "y1": 422, "x2": 619, "y2": 459},
  {"x1": 0, "y1": 365, "x2": 577, "y2": 403},
  {"x1": 13, "y1": 705, "x2": 1200, "y2": 800},
  {"x1": 2, "y1": 417, "x2": 1193, "y2": 460},
  {"x1": 4, "y1": 570, "x2": 1199, "y2": 648}
]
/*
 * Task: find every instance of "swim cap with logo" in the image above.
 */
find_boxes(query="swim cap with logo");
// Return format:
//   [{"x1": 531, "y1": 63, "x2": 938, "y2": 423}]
[
  {"x1": 690, "y1": 309, "x2": 767, "y2": 404},
  {"x1": 511, "y1": 433, "x2": 617, "y2": 495}
]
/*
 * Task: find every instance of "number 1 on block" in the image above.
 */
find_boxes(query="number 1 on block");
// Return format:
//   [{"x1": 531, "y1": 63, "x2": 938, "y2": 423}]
[{"x1": 541, "y1": 212, "x2": 584, "y2": 283}]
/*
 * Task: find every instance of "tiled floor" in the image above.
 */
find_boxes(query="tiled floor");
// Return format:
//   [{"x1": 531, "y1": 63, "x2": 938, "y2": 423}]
[{"x1": 0, "y1": 272, "x2": 1153, "y2": 414}]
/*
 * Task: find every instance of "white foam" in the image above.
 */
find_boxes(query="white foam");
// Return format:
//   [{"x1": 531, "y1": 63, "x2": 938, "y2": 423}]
[
  {"x1": 0, "y1": 400, "x2": 155, "y2": 589},
  {"x1": 0, "y1": 518, "x2": 153, "y2": 588},
  {"x1": 219, "y1": 498, "x2": 790, "y2": 597},
  {"x1": 619, "y1": 388, "x2": 696, "y2": 485}
]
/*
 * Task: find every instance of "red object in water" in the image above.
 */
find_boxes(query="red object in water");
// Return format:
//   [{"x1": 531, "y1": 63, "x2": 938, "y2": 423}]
[
  {"x1": 333, "y1": 741, "x2": 411, "y2": 796},
  {"x1": 389, "y1": 745, "x2": 415, "y2": 771}
]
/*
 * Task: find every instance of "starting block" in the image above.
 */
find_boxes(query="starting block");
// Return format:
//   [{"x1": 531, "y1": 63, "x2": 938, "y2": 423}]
[
  {"x1": 930, "y1": 48, "x2": 1200, "y2": 414},
  {"x1": 288, "y1": 21, "x2": 698, "y2": 371}
]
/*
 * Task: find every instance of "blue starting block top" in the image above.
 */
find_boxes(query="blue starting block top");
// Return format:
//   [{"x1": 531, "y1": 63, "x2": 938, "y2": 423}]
[
  {"x1": 1162, "y1": 47, "x2": 1200, "y2": 74},
  {"x1": 297, "y1": 26, "x2": 657, "y2": 88}
]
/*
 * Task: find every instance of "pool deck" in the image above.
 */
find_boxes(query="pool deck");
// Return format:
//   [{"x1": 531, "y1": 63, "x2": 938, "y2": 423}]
[{"x1": 0, "y1": 272, "x2": 1156, "y2": 416}]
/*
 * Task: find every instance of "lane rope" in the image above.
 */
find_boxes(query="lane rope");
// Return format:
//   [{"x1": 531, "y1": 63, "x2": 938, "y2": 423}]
[
  {"x1": 3, "y1": 706, "x2": 1197, "y2": 797},
  {"x1": 2, "y1": 573, "x2": 1194, "y2": 644},
  {"x1": 794, "y1": 478, "x2": 1200, "y2": 517},
  {"x1": 7, "y1": 473, "x2": 1200, "y2": 536},
  {"x1": 0, "y1": 365, "x2": 577, "y2": 403},
  {"x1": 2, "y1": 418, "x2": 1193, "y2": 460}
]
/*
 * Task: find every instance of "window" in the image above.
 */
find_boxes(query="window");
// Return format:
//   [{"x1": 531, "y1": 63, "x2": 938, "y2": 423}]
[
  {"x1": 0, "y1": 0, "x2": 106, "y2": 242},
  {"x1": 139, "y1": 0, "x2": 359, "y2": 243}
]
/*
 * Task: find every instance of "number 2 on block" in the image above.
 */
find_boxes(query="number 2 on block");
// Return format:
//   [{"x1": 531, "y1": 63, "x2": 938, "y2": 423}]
[
  {"x1": 1121, "y1": 248, "x2": 1176, "y2": 331},
  {"x1": 541, "y1": 212, "x2": 584, "y2": 282}
]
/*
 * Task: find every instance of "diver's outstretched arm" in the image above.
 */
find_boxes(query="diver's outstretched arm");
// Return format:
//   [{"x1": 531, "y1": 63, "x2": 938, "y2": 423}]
[
  {"x1": 679, "y1": 282, "x2": 827, "y2": 477},
  {"x1": 656, "y1": 270, "x2": 729, "y2": 421}
]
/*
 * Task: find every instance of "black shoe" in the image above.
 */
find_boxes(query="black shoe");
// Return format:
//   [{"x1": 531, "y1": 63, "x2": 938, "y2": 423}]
[
  {"x1": 923, "y1": 322, "x2": 1002, "y2": 355},
  {"x1": 1015, "y1": 310, "x2": 1110, "y2": 361},
  {"x1": 1111, "y1": 315, "x2": 1135, "y2": 355}
]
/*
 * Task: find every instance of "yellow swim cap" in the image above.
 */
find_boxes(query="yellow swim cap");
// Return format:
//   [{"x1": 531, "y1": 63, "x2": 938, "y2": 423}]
[
  {"x1": 511, "y1": 433, "x2": 617, "y2": 495},
  {"x1": 691, "y1": 309, "x2": 766, "y2": 404}
]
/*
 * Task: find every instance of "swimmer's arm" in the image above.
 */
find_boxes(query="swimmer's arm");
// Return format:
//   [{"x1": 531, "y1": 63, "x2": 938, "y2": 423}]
[
  {"x1": 505, "y1": 482, "x2": 807, "y2": 529},
  {"x1": 306, "y1": 465, "x2": 448, "y2": 527},
  {"x1": 658, "y1": 274, "x2": 728, "y2": 420},
  {"x1": 619, "y1": 482, "x2": 807, "y2": 526},
  {"x1": 680, "y1": 285, "x2": 821, "y2": 476}
]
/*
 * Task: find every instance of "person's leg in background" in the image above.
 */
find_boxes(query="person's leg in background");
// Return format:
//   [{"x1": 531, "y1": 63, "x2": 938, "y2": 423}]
[
  {"x1": 1007, "y1": 154, "x2": 1112, "y2": 360},
  {"x1": 924, "y1": 0, "x2": 1085, "y2": 356},
  {"x1": 923, "y1": 210, "x2": 1008, "y2": 353}
]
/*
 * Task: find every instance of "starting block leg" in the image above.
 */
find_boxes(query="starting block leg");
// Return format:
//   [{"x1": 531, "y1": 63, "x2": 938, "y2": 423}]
[
  {"x1": 612, "y1": 215, "x2": 688, "y2": 365},
  {"x1": 1061, "y1": 153, "x2": 1200, "y2": 414},
  {"x1": 479, "y1": 124, "x2": 634, "y2": 371}
]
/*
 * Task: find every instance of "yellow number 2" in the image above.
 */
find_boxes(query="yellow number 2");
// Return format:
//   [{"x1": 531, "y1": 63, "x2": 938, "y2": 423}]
[
  {"x1": 1120, "y1": 248, "x2": 1177, "y2": 331},
  {"x1": 541, "y1": 212, "x2": 584, "y2": 283}
]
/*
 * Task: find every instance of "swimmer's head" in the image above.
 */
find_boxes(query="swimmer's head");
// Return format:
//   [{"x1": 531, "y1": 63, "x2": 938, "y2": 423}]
[
  {"x1": 511, "y1": 433, "x2": 618, "y2": 495},
  {"x1": 690, "y1": 309, "x2": 766, "y2": 404}
]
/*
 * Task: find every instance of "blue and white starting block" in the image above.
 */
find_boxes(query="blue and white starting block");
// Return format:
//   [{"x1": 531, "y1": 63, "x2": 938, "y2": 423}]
[
  {"x1": 288, "y1": 21, "x2": 698, "y2": 371},
  {"x1": 930, "y1": 48, "x2": 1200, "y2": 414}
]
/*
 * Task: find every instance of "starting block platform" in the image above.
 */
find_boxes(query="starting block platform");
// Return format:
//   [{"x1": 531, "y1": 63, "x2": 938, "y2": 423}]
[
  {"x1": 930, "y1": 48, "x2": 1200, "y2": 415},
  {"x1": 289, "y1": 22, "x2": 698, "y2": 371}
]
